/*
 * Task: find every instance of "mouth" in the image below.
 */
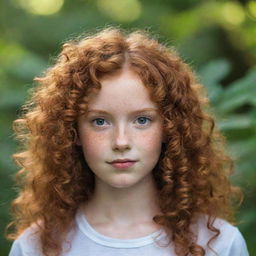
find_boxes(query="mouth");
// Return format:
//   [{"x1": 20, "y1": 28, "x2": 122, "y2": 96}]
[{"x1": 107, "y1": 159, "x2": 137, "y2": 169}]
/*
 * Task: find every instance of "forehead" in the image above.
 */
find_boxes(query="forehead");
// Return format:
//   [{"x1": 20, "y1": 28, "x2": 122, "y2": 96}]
[{"x1": 87, "y1": 69, "x2": 157, "y2": 111}]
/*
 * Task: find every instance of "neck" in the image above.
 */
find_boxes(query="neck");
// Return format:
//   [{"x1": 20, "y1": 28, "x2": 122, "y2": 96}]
[{"x1": 81, "y1": 173, "x2": 161, "y2": 226}]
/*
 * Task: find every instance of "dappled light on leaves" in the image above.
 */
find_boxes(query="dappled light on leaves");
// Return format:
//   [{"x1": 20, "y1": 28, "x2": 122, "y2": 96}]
[
  {"x1": 15, "y1": 0, "x2": 64, "y2": 16},
  {"x1": 247, "y1": 1, "x2": 256, "y2": 20},
  {"x1": 97, "y1": 0, "x2": 141, "y2": 22},
  {"x1": 222, "y1": 2, "x2": 245, "y2": 26}
]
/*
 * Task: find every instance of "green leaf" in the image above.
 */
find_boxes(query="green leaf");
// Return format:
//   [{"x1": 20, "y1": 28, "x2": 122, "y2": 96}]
[
  {"x1": 5, "y1": 53, "x2": 47, "y2": 81},
  {"x1": 0, "y1": 88, "x2": 28, "y2": 108},
  {"x1": 198, "y1": 59, "x2": 230, "y2": 104},
  {"x1": 217, "y1": 68, "x2": 256, "y2": 114},
  {"x1": 217, "y1": 114, "x2": 255, "y2": 131},
  {"x1": 228, "y1": 138, "x2": 256, "y2": 160}
]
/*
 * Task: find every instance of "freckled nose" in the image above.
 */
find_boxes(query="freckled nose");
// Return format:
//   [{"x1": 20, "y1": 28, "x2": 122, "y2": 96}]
[{"x1": 112, "y1": 124, "x2": 131, "y2": 151}]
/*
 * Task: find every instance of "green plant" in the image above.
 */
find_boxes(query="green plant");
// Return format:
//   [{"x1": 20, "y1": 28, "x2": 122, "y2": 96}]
[{"x1": 199, "y1": 59, "x2": 256, "y2": 254}]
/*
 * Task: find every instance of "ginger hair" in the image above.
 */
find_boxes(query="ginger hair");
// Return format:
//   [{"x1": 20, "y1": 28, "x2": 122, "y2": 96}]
[{"x1": 6, "y1": 27, "x2": 243, "y2": 256}]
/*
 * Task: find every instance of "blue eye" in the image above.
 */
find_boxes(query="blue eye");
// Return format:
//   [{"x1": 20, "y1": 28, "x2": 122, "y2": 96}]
[
  {"x1": 136, "y1": 117, "x2": 152, "y2": 125},
  {"x1": 91, "y1": 116, "x2": 152, "y2": 127},
  {"x1": 92, "y1": 118, "x2": 106, "y2": 126}
]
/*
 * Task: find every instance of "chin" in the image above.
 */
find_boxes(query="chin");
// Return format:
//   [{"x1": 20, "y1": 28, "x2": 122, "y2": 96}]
[{"x1": 110, "y1": 179, "x2": 141, "y2": 189}]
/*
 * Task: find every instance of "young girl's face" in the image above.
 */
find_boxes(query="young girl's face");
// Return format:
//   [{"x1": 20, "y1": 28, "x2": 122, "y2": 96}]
[{"x1": 77, "y1": 68, "x2": 164, "y2": 189}]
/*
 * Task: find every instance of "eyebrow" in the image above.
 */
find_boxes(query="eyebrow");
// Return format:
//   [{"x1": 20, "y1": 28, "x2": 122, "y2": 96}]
[{"x1": 87, "y1": 108, "x2": 158, "y2": 115}]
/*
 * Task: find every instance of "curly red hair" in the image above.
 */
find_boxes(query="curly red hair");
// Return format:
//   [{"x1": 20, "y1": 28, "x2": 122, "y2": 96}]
[{"x1": 6, "y1": 27, "x2": 243, "y2": 256}]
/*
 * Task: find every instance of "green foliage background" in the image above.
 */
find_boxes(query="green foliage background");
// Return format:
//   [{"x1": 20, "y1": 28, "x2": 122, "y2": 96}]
[{"x1": 0, "y1": 0, "x2": 255, "y2": 255}]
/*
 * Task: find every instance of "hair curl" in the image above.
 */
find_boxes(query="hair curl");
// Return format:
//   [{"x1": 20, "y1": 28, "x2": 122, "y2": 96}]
[{"x1": 6, "y1": 27, "x2": 243, "y2": 256}]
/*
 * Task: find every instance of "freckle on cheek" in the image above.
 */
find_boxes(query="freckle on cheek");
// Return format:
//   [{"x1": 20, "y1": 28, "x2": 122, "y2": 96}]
[
  {"x1": 145, "y1": 137, "x2": 159, "y2": 147},
  {"x1": 83, "y1": 133, "x2": 106, "y2": 151},
  {"x1": 141, "y1": 131, "x2": 162, "y2": 147}
]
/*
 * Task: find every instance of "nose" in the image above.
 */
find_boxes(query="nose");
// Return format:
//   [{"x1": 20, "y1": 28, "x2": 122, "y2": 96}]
[{"x1": 112, "y1": 123, "x2": 131, "y2": 151}]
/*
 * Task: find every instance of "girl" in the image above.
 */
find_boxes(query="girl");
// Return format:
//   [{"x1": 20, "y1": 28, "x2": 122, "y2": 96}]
[{"x1": 7, "y1": 27, "x2": 249, "y2": 256}]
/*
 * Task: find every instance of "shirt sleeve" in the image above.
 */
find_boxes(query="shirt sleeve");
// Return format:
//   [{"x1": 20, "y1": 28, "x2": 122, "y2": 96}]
[
  {"x1": 225, "y1": 228, "x2": 250, "y2": 256},
  {"x1": 8, "y1": 228, "x2": 43, "y2": 256},
  {"x1": 9, "y1": 240, "x2": 23, "y2": 256}
]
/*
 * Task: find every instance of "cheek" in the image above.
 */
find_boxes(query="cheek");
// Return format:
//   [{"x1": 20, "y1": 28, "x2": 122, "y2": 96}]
[
  {"x1": 80, "y1": 131, "x2": 107, "y2": 160},
  {"x1": 137, "y1": 128, "x2": 163, "y2": 153}
]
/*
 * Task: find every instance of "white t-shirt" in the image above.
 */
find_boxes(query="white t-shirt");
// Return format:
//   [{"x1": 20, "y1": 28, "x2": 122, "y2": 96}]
[{"x1": 9, "y1": 206, "x2": 249, "y2": 256}]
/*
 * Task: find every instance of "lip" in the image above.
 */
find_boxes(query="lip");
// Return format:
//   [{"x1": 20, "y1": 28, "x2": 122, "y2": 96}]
[
  {"x1": 110, "y1": 161, "x2": 136, "y2": 169},
  {"x1": 107, "y1": 159, "x2": 137, "y2": 169},
  {"x1": 108, "y1": 158, "x2": 136, "y2": 164}
]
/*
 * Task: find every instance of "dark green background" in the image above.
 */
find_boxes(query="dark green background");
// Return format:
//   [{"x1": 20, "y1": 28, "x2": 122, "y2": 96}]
[{"x1": 1, "y1": 0, "x2": 255, "y2": 255}]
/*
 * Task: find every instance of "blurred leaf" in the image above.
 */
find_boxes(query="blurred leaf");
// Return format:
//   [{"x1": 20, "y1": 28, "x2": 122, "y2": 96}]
[
  {"x1": 218, "y1": 113, "x2": 256, "y2": 131},
  {"x1": 239, "y1": 210, "x2": 256, "y2": 230},
  {"x1": 198, "y1": 59, "x2": 230, "y2": 103},
  {"x1": 228, "y1": 137, "x2": 256, "y2": 160},
  {"x1": 0, "y1": 88, "x2": 28, "y2": 108},
  {"x1": 5, "y1": 53, "x2": 47, "y2": 81},
  {"x1": 216, "y1": 68, "x2": 256, "y2": 114}
]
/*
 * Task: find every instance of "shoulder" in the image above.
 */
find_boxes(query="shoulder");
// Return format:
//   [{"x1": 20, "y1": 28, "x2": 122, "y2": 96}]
[
  {"x1": 192, "y1": 214, "x2": 249, "y2": 256},
  {"x1": 9, "y1": 222, "x2": 78, "y2": 256},
  {"x1": 9, "y1": 225, "x2": 43, "y2": 256}
]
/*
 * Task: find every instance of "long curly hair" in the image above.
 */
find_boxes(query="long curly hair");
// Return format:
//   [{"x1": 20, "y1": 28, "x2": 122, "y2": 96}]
[{"x1": 6, "y1": 27, "x2": 243, "y2": 256}]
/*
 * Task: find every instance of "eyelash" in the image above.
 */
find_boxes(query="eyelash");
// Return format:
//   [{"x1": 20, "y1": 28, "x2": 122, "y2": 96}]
[{"x1": 90, "y1": 116, "x2": 153, "y2": 127}]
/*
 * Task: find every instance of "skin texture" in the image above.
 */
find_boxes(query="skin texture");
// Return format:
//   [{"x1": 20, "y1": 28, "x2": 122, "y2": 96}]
[{"x1": 77, "y1": 68, "x2": 164, "y2": 238}]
